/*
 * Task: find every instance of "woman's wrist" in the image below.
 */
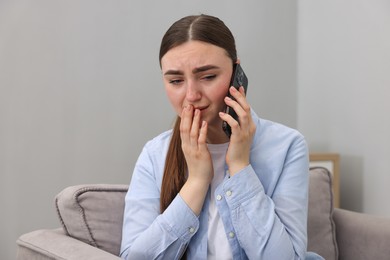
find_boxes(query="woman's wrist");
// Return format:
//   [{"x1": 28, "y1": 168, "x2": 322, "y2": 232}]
[
  {"x1": 179, "y1": 176, "x2": 210, "y2": 215},
  {"x1": 228, "y1": 162, "x2": 249, "y2": 176}
]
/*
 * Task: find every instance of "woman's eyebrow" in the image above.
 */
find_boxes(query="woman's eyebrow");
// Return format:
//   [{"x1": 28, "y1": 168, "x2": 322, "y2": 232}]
[
  {"x1": 192, "y1": 65, "x2": 220, "y2": 74},
  {"x1": 163, "y1": 65, "x2": 220, "y2": 76},
  {"x1": 163, "y1": 69, "x2": 183, "y2": 76}
]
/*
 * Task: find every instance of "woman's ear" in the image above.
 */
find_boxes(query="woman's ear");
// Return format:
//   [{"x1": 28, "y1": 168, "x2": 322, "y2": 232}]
[{"x1": 236, "y1": 58, "x2": 241, "y2": 64}]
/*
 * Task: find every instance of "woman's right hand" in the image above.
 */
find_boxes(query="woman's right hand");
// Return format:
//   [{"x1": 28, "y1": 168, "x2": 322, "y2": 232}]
[
  {"x1": 179, "y1": 105, "x2": 213, "y2": 215},
  {"x1": 180, "y1": 105, "x2": 213, "y2": 184}
]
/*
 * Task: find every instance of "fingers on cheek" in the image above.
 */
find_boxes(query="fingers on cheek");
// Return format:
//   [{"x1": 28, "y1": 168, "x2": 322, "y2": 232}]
[
  {"x1": 229, "y1": 86, "x2": 248, "y2": 107},
  {"x1": 225, "y1": 96, "x2": 244, "y2": 115},
  {"x1": 219, "y1": 111, "x2": 228, "y2": 121},
  {"x1": 229, "y1": 86, "x2": 245, "y2": 100},
  {"x1": 224, "y1": 96, "x2": 233, "y2": 105}
]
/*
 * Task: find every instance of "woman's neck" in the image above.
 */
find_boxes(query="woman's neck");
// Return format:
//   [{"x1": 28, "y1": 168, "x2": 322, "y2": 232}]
[{"x1": 206, "y1": 126, "x2": 229, "y2": 144}]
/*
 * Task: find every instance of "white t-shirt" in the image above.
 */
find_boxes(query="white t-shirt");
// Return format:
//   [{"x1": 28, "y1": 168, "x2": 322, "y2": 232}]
[{"x1": 207, "y1": 142, "x2": 233, "y2": 260}]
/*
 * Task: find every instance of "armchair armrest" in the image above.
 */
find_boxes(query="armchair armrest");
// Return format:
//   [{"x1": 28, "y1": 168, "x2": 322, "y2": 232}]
[
  {"x1": 333, "y1": 208, "x2": 390, "y2": 260},
  {"x1": 17, "y1": 228, "x2": 121, "y2": 260}
]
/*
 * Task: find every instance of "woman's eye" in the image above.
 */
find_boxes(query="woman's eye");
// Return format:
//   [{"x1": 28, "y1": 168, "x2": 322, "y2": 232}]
[
  {"x1": 169, "y1": 79, "x2": 183, "y2": 85},
  {"x1": 202, "y1": 75, "x2": 216, "y2": 81}
]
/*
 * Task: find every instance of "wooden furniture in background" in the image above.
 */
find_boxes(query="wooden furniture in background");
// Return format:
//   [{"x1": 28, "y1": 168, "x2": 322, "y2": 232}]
[{"x1": 309, "y1": 153, "x2": 340, "y2": 208}]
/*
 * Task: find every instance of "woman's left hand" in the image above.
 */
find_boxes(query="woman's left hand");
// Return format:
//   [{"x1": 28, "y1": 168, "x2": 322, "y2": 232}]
[{"x1": 219, "y1": 86, "x2": 256, "y2": 176}]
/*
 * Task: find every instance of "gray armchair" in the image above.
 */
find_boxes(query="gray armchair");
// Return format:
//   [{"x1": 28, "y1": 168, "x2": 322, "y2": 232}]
[{"x1": 16, "y1": 168, "x2": 390, "y2": 260}]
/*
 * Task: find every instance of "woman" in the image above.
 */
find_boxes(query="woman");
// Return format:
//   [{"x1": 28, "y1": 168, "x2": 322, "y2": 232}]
[{"x1": 120, "y1": 14, "x2": 321, "y2": 260}]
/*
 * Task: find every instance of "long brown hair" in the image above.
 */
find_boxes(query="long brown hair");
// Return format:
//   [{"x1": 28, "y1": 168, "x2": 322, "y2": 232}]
[{"x1": 159, "y1": 14, "x2": 237, "y2": 213}]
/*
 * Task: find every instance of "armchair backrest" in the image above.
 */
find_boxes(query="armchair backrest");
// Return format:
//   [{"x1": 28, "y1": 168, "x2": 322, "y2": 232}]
[{"x1": 307, "y1": 167, "x2": 338, "y2": 260}]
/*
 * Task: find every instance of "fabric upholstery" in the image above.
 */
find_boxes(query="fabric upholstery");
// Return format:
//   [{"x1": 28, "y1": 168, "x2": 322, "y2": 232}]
[
  {"x1": 54, "y1": 169, "x2": 337, "y2": 259},
  {"x1": 334, "y1": 208, "x2": 390, "y2": 260},
  {"x1": 17, "y1": 228, "x2": 121, "y2": 260},
  {"x1": 17, "y1": 167, "x2": 390, "y2": 260},
  {"x1": 307, "y1": 167, "x2": 338, "y2": 260},
  {"x1": 55, "y1": 184, "x2": 128, "y2": 256}
]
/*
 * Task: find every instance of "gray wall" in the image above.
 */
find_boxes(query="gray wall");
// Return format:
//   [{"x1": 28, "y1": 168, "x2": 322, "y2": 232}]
[
  {"x1": 0, "y1": 1, "x2": 298, "y2": 258},
  {"x1": 297, "y1": 0, "x2": 390, "y2": 215}
]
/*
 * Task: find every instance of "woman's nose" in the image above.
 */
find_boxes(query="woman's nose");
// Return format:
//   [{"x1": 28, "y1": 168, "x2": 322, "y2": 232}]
[{"x1": 185, "y1": 81, "x2": 202, "y2": 102}]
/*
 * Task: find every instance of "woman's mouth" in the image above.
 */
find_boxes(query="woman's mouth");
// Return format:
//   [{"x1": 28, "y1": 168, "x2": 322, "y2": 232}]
[{"x1": 195, "y1": 106, "x2": 209, "y2": 111}]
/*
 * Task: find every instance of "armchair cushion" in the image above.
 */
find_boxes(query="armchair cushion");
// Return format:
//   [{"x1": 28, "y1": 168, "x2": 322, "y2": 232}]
[
  {"x1": 307, "y1": 167, "x2": 338, "y2": 260},
  {"x1": 55, "y1": 184, "x2": 128, "y2": 256}
]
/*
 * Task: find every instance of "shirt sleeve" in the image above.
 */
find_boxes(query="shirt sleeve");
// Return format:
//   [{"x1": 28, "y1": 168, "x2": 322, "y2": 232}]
[
  {"x1": 120, "y1": 144, "x2": 199, "y2": 260},
  {"x1": 221, "y1": 136, "x2": 309, "y2": 260}
]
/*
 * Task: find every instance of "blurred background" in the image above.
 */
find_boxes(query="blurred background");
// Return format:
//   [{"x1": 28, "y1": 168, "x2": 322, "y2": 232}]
[{"x1": 1, "y1": 0, "x2": 389, "y2": 259}]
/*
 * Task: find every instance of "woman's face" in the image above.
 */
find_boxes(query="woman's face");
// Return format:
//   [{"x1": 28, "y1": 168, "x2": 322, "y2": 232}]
[{"x1": 161, "y1": 40, "x2": 233, "y2": 133}]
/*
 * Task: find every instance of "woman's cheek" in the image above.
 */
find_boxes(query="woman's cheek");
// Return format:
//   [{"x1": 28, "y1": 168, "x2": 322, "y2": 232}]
[
  {"x1": 164, "y1": 88, "x2": 182, "y2": 116},
  {"x1": 217, "y1": 83, "x2": 230, "y2": 103}
]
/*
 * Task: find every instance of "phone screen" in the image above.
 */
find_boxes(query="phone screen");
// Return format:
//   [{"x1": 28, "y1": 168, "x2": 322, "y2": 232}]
[{"x1": 222, "y1": 64, "x2": 249, "y2": 138}]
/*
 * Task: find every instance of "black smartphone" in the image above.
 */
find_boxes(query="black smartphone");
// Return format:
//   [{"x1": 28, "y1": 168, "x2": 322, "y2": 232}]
[{"x1": 222, "y1": 63, "x2": 249, "y2": 138}]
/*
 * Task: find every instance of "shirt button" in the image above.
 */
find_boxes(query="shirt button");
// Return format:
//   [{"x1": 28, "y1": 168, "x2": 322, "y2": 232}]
[
  {"x1": 189, "y1": 227, "x2": 195, "y2": 234},
  {"x1": 229, "y1": 232, "x2": 235, "y2": 238},
  {"x1": 226, "y1": 190, "x2": 232, "y2": 196},
  {"x1": 216, "y1": 195, "x2": 222, "y2": 201}
]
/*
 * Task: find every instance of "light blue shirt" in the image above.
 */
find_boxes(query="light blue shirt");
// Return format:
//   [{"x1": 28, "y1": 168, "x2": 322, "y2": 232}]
[{"x1": 120, "y1": 111, "x2": 312, "y2": 260}]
